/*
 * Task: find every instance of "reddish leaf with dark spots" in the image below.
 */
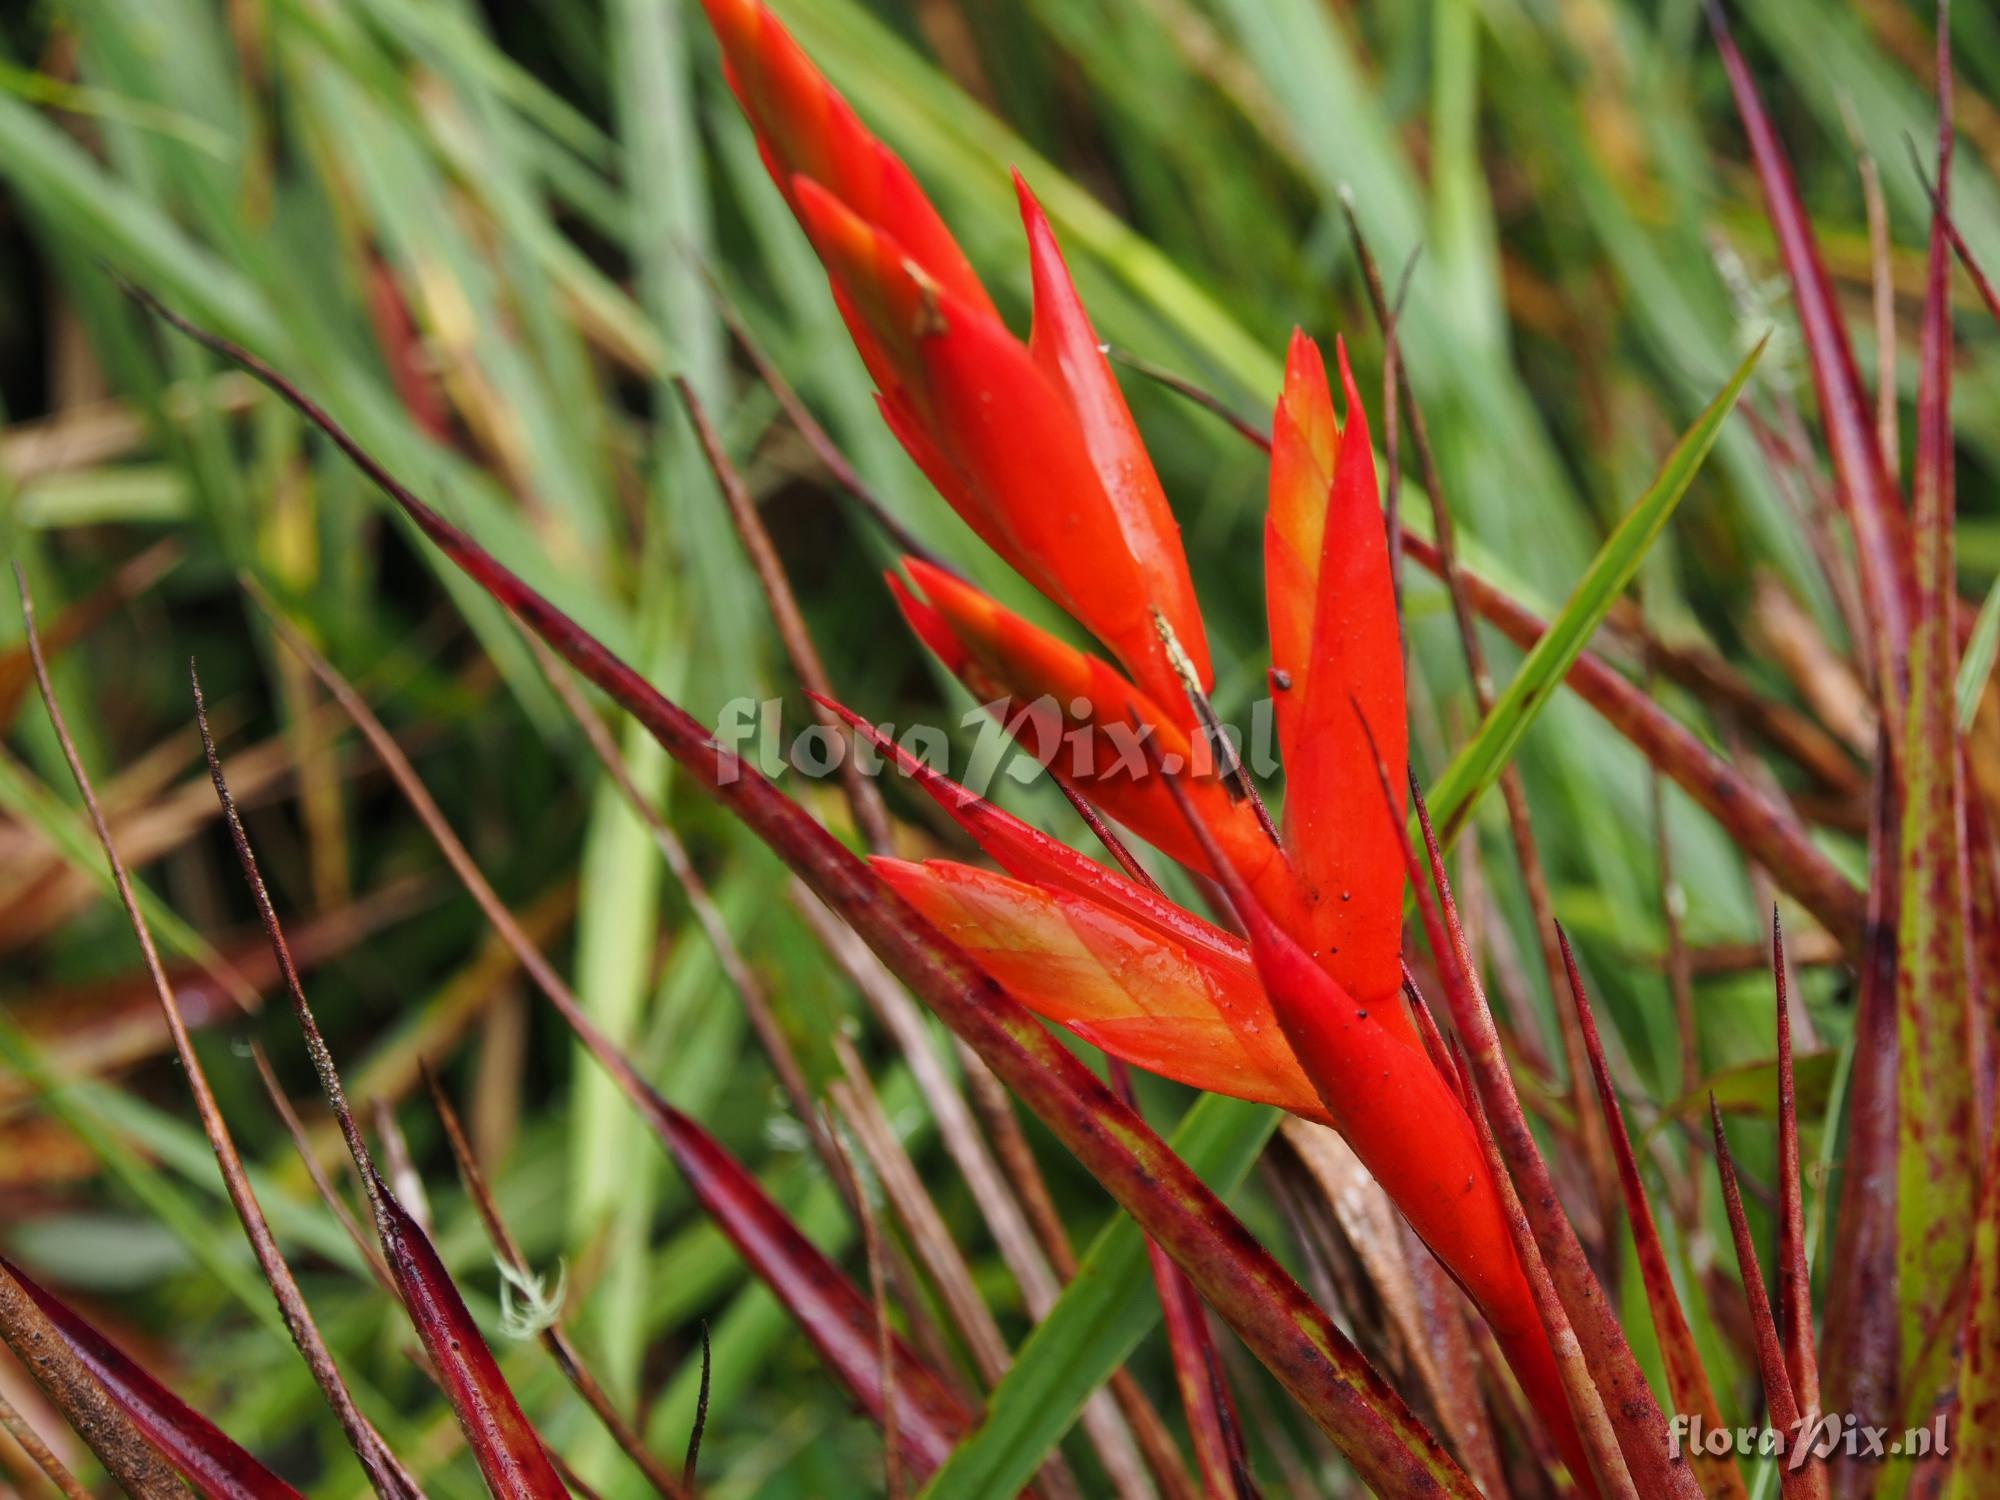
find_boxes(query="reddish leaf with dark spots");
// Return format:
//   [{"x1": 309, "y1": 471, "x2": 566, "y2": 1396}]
[{"x1": 4, "y1": 1256, "x2": 304, "y2": 1500}]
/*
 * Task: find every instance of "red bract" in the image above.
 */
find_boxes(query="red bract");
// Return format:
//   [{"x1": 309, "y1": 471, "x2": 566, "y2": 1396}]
[
  {"x1": 1265, "y1": 335, "x2": 1406, "y2": 1006},
  {"x1": 132, "y1": 285, "x2": 1489, "y2": 1498},
  {"x1": 887, "y1": 558, "x2": 1281, "y2": 897},
  {"x1": 696, "y1": 1, "x2": 1591, "y2": 1477},
  {"x1": 697, "y1": 0, "x2": 1209, "y2": 717},
  {"x1": 876, "y1": 856, "x2": 1323, "y2": 1120}
]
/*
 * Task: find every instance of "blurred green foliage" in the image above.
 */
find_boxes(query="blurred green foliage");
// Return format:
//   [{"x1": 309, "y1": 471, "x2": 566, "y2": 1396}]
[{"x1": 0, "y1": 1, "x2": 1991, "y2": 1494}]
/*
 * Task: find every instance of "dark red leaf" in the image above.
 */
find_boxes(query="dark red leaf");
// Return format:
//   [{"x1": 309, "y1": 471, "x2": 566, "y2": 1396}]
[
  {"x1": 1409, "y1": 787, "x2": 1704, "y2": 1500},
  {"x1": 193, "y1": 684, "x2": 567, "y2": 1500},
  {"x1": 1711, "y1": 1103, "x2": 1828, "y2": 1500},
  {"x1": 641, "y1": 1092, "x2": 975, "y2": 1478},
  {"x1": 1707, "y1": 0, "x2": 1911, "y2": 720},
  {"x1": 365, "y1": 1176, "x2": 571, "y2": 1500},
  {"x1": 1818, "y1": 739, "x2": 1901, "y2": 1499},
  {"x1": 1773, "y1": 917, "x2": 1822, "y2": 1426},
  {"x1": 1560, "y1": 932, "x2": 1749, "y2": 1500},
  {"x1": 4, "y1": 1257, "x2": 303, "y2": 1500}
]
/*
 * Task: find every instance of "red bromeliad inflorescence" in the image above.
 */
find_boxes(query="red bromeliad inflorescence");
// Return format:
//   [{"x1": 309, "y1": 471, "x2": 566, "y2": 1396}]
[{"x1": 700, "y1": 0, "x2": 1591, "y2": 1484}]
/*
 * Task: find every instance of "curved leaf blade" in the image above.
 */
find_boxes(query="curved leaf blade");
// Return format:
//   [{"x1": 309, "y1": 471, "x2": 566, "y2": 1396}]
[{"x1": 1425, "y1": 341, "x2": 1760, "y2": 840}]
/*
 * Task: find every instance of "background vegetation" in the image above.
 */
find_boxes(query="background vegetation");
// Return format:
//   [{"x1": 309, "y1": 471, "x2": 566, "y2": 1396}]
[{"x1": 0, "y1": 0, "x2": 1991, "y2": 1494}]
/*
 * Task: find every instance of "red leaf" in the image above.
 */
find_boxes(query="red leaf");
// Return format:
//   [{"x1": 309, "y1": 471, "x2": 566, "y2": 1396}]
[
  {"x1": 638, "y1": 1093, "x2": 977, "y2": 1479},
  {"x1": 1408, "y1": 785, "x2": 1702, "y2": 1500},
  {"x1": 1712, "y1": 1104, "x2": 1828, "y2": 1499},
  {"x1": 366, "y1": 1176, "x2": 570, "y2": 1500},
  {"x1": 1818, "y1": 742, "x2": 1900, "y2": 1495},
  {"x1": 1271, "y1": 336, "x2": 1406, "y2": 1006},
  {"x1": 890, "y1": 558, "x2": 1281, "y2": 894},
  {"x1": 3, "y1": 1257, "x2": 303, "y2": 1500},
  {"x1": 1708, "y1": 2, "x2": 1911, "y2": 718},
  {"x1": 194, "y1": 697, "x2": 568, "y2": 1500},
  {"x1": 1773, "y1": 919, "x2": 1822, "y2": 1427},
  {"x1": 1560, "y1": 936, "x2": 1749, "y2": 1500}
]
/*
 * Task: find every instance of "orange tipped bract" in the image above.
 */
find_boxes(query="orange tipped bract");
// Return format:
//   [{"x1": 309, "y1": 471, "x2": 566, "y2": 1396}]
[
  {"x1": 877, "y1": 857, "x2": 1322, "y2": 1121},
  {"x1": 889, "y1": 557, "x2": 1280, "y2": 895},
  {"x1": 703, "y1": 0, "x2": 1208, "y2": 714},
  {"x1": 1265, "y1": 333, "x2": 1407, "y2": 1007}
]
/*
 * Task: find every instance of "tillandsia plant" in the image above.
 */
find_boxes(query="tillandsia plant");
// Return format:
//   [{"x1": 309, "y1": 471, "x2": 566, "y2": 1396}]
[
  {"x1": 5, "y1": 0, "x2": 2000, "y2": 1499},
  {"x1": 701, "y1": 0, "x2": 1585, "y2": 1467}
]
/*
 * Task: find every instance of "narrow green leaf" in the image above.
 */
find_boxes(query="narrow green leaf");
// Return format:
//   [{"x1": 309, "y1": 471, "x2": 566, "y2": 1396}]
[
  {"x1": 1956, "y1": 574, "x2": 2000, "y2": 729},
  {"x1": 1425, "y1": 340, "x2": 1762, "y2": 837},
  {"x1": 1656, "y1": 1051, "x2": 1840, "y2": 1131},
  {"x1": 916, "y1": 1094, "x2": 1275, "y2": 1500},
  {"x1": 0, "y1": 749, "x2": 229, "y2": 975}
]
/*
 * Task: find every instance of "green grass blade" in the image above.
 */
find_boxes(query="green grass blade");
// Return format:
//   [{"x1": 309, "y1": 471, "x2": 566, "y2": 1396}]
[
  {"x1": 916, "y1": 1094, "x2": 1276, "y2": 1500},
  {"x1": 1424, "y1": 339, "x2": 1762, "y2": 837},
  {"x1": 1957, "y1": 575, "x2": 2000, "y2": 729}
]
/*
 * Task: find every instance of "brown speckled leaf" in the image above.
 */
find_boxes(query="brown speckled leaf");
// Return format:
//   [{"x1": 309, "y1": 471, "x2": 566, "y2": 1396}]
[
  {"x1": 1894, "y1": 50, "x2": 1977, "y2": 1414},
  {"x1": 4, "y1": 1257, "x2": 301, "y2": 1500}
]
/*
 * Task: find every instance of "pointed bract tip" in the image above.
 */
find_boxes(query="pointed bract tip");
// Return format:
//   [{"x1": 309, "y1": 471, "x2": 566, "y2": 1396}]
[
  {"x1": 792, "y1": 173, "x2": 870, "y2": 261},
  {"x1": 870, "y1": 853, "x2": 928, "y2": 885},
  {"x1": 884, "y1": 566, "x2": 963, "y2": 670},
  {"x1": 1334, "y1": 335, "x2": 1364, "y2": 427},
  {"x1": 1013, "y1": 172, "x2": 1062, "y2": 265},
  {"x1": 695, "y1": 0, "x2": 754, "y2": 43},
  {"x1": 1283, "y1": 327, "x2": 1323, "y2": 383},
  {"x1": 1010, "y1": 166, "x2": 1037, "y2": 212},
  {"x1": 900, "y1": 552, "x2": 956, "y2": 598}
]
